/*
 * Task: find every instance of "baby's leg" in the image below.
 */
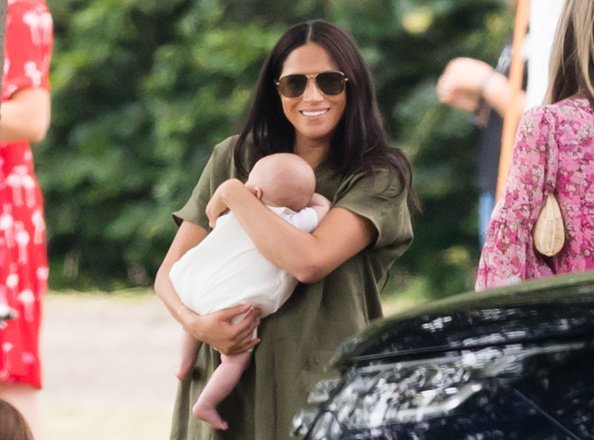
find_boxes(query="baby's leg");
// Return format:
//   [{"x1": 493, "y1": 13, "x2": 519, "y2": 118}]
[
  {"x1": 193, "y1": 350, "x2": 252, "y2": 430},
  {"x1": 176, "y1": 330, "x2": 201, "y2": 380}
]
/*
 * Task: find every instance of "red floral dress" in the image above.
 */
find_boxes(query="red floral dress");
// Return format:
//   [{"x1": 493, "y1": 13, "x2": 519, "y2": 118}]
[
  {"x1": 476, "y1": 97, "x2": 594, "y2": 291},
  {"x1": 0, "y1": 0, "x2": 53, "y2": 389}
]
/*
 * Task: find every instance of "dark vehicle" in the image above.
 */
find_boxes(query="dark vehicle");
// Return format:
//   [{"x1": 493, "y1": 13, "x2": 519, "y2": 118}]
[{"x1": 292, "y1": 272, "x2": 594, "y2": 439}]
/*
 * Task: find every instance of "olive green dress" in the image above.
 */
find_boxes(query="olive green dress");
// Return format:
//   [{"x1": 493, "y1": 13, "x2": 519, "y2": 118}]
[{"x1": 169, "y1": 135, "x2": 413, "y2": 440}]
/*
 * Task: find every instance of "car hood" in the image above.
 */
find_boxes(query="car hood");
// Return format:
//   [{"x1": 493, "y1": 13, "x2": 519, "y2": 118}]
[{"x1": 333, "y1": 272, "x2": 594, "y2": 367}]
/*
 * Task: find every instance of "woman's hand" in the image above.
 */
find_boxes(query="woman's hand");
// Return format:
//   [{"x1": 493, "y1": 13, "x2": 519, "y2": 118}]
[
  {"x1": 436, "y1": 57, "x2": 494, "y2": 112},
  {"x1": 182, "y1": 304, "x2": 261, "y2": 355},
  {"x1": 155, "y1": 221, "x2": 261, "y2": 355}
]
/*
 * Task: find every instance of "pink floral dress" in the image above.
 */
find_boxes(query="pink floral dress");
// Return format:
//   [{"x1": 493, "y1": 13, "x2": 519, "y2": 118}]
[
  {"x1": 476, "y1": 96, "x2": 594, "y2": 291},
  {"x1": 0, "y1": 0, "x2": 53, "y2": 388}
]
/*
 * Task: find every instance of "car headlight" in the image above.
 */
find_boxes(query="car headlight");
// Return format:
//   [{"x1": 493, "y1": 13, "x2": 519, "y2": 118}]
[{"x1": 292, "y1": 342, "x2": 583, "y2": 439}]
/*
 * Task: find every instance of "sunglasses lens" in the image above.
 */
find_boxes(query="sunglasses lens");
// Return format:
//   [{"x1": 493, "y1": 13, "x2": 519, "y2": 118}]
[
  {"x1": 277, "y1": 72, "x2": 346, "y2": 97},
  {"x1": 316, "y1": 72, "x2": 345, "y2": 95},
  {"x1": 278, "y1": 75, "x2": 308, "y2": 98}
]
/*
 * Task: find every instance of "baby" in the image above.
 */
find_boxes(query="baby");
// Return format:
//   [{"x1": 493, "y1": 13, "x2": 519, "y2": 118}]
[{"x1": 169, "y1": 153, "x2": 330, "y2": 430}]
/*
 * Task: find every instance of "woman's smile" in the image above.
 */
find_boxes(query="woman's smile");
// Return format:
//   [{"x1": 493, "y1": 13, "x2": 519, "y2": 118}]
[{"x1": 300, "y1": 108, "x2": 330, "y2": 117}]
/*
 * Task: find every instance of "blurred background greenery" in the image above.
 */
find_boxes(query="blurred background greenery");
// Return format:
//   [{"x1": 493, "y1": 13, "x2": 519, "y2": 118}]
[{"x1": 41, "y1": 0, "x2": 512, "y2": 299}]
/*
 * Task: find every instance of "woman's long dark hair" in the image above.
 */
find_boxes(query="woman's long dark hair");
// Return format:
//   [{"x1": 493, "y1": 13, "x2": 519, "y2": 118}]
[{"x1": 235, "y1": 20, "x2": 420, "y2": 212}]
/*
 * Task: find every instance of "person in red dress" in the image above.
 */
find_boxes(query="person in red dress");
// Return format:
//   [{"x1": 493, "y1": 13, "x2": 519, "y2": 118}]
[{"x1": 0, "y1": 0, "x2": 53, "y2": 438}]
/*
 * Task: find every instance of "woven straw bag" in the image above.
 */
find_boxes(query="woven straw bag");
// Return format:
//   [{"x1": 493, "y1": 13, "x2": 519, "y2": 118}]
[
  {"x1": 532, "y1": 193, "x2": 565, "y2": 256},
  {"x1": 531, "y1": 134, "x2": 565, "y2": 257}
]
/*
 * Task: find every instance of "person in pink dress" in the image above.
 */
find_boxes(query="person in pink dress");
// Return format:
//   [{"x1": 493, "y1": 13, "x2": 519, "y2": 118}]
[
  {"x1": 0, "y1": 0, "x2": 53, "y2": 438},
  {"x1": 476, "y1": 0, "x2": 594, "y2": 291}
]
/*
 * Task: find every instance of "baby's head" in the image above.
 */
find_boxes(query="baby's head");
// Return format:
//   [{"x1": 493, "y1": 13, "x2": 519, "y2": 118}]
[{"x1": 246, "y1": 153, "x2": 315, "y2": 211}]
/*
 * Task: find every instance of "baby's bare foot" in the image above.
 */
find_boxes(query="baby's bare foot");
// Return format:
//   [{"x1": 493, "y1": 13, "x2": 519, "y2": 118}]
[{"x1": 193, "y1": 402, "x2": 229, "y2": 430}]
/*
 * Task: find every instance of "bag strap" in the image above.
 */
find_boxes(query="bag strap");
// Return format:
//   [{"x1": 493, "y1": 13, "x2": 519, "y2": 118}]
[{"x1": 542, "y1": 129, "x2": 559, "y2": 196}]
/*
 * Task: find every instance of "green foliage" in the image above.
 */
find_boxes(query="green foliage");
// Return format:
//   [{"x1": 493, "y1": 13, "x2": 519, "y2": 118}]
[
  {"x1": 41, "y1": 0, "x2": 510, "y2": 295},
  {"x1": 398, "y1": 2, "x2": 510, "y2": 296},
  {"x1": 332, "y1": 0, "x2": 510, "y2": 297}
]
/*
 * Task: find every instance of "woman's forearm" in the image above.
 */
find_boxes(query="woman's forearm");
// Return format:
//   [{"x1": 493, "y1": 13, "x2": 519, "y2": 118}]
[
  {"x1": 154, "y1": 221, "x2": 208, "y2": 324},
  {"x1": 482, "y1": 71, "x2": 526, "y2": 118},
  {"x1": 211, "y1": 179, "x2": 375, "y2": 283},
  {"x1": 154, "y1": 220, "x2": 261, "y2": 354},
  {"x1": 0, "y1": 88, "x2": 51, "y2": 143}
]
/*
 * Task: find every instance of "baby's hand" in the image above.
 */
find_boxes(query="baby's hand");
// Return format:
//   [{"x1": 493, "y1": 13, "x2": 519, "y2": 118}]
[
  {"x1": 206, "y1": 181, "x2": 232, "y2": 227},
  {"x1": 309, "y1": 193, "x2": 331, "y2": 221},
  {"x1": 205, "y1": 178, "x2": 249, "y2": 227}
]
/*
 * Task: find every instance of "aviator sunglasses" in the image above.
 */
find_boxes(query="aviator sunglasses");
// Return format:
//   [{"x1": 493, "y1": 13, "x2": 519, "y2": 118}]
[{"x1": 275, "y1": 71, "x2": 348, "y2": 98}]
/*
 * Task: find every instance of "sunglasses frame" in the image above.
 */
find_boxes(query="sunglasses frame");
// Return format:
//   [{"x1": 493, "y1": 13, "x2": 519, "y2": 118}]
[{"x1": 275, "y1": 71, "x2": 348, "y2": 98}]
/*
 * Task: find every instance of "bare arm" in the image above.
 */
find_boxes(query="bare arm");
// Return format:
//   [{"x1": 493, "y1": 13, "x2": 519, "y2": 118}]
[
  {"x1": 481, "y1": 68, "x2": 526, "y2": 118},
  {"x1": 436, "y1": 57, "x2": 525, "y2": 118},
  {"x1": 154, "y1": 220, "x2": 260, "y2": 355},
  {"x1": 1, "y1": 88, "x2": 51, "y2": 143},
  {"x1": 206, "y1": 179, "x2": 376, "y2": 283}
]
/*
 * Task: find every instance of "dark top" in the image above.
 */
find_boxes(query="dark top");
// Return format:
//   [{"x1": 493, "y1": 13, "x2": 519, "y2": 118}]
[{"x1": 477, "y1": 39, "x2": 527, "y2": 195}]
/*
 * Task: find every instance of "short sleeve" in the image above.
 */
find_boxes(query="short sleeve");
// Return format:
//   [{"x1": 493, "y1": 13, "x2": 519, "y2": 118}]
[
  {"x1": 334, "y1": 167, "x2": 413, "y2": 251},
  {"x1": 173, "y1": 136, "x2": 237, "y2": 230},
  {"x1": 3, "y1": 0, "x2": 53, "y2": 99},
  {"x1": 475, "y1": 106, "x2": 558, "y2": 290}
]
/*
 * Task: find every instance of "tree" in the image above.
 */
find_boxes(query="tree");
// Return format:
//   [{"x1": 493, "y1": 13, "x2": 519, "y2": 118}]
[
  {"x1": 331, "y1": 0, "x2": 510, "y2": 295},
  {"x1": 42, "y1": 0, "x2": 509, "y2": 295}
]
